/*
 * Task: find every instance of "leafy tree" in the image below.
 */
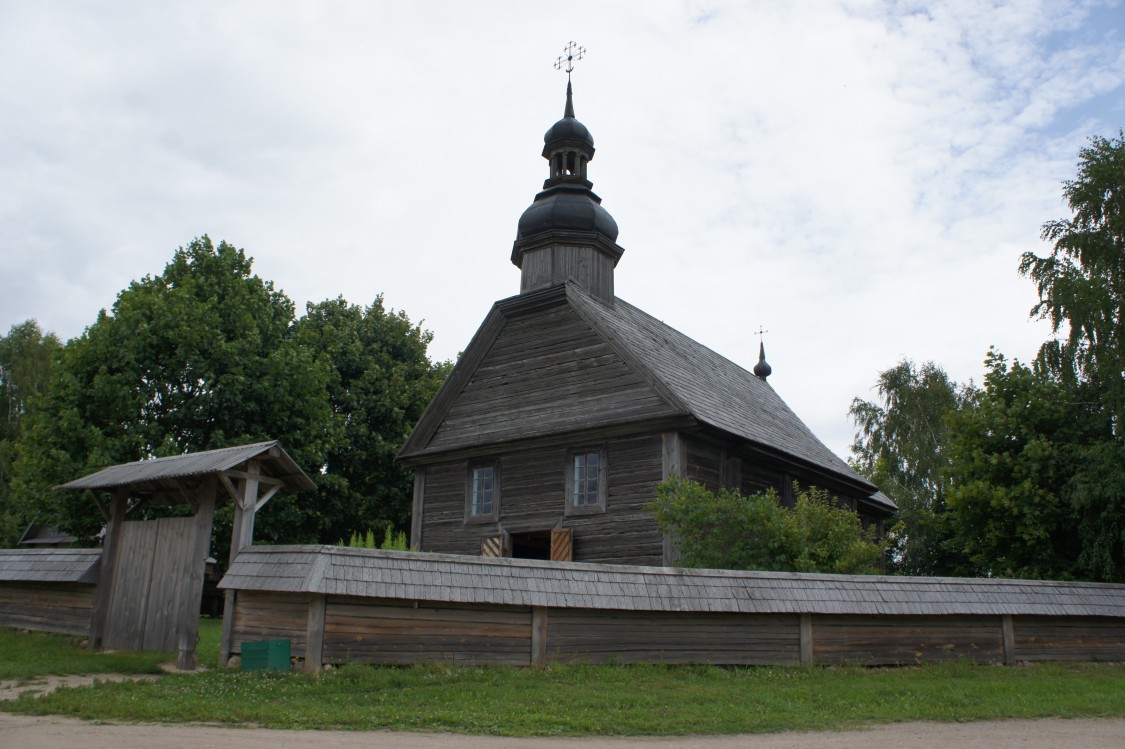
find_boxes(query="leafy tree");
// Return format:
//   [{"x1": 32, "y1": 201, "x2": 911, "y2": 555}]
[
  {"x1": 0, "y1": 321, "x2": 62, "y2": 546},
  {"x1": 294, "y1": 296, "x2": 450, "y2": 544},
  {"x1": 849, "y1": 360, "x2": 973, "y2": 576},
  {"x1": 1020, "y1": 131, "x2": 1125, "y2": 429},
  {"x1": 946, "y1": 350, "x2": 1123, "y2": 581},
  {"x1": 649, "y1": 477, "x2": 884, "y2": 574},
  {"x1": 12, "y1": 236, "x2": 338, "y2": 545}
]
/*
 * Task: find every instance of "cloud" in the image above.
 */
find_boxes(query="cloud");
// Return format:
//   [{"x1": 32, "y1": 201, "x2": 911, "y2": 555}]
[{"x1": 1, "y1": 0, "x2": 1122, "y2": 460}]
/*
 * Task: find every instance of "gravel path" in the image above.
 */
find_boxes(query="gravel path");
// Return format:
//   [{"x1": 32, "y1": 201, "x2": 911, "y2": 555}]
[{"x1": 3, "y1": 714, "x2": 1124, "y2": 749}]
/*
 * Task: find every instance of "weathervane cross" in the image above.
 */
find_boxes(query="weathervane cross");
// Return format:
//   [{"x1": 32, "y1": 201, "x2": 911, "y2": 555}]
[{"x1": 554, "y1": 41, "x2": 586, "y2": 78}]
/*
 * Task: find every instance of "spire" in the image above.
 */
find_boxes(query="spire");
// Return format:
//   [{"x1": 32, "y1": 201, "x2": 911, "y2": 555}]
[
  {"x1": 564, "y1": 79, "x2": 575, "y2": 118},
  {"x1": 753, "y1": 329, "x2": 772, "y2": 380}
]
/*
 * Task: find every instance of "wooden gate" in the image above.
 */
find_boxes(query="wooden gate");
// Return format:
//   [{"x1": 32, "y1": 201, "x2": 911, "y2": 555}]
[{"x1": 101, "y1": 516, "x2": 207, "y2": 652}]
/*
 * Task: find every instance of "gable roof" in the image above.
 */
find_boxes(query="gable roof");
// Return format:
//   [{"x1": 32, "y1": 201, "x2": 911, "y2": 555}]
[
  {"x1": 400, "y1": 283, "x2": 889, "y2": 509},
  {"x1": 56, "y1": 440, "x2": 316, "y2": 494},
  {"x1": 565, "y1": 284, "x2": 874, "y2": 494}
]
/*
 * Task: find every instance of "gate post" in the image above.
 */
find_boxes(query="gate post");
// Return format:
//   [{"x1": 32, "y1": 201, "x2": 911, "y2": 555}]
[{"x1": 88, "y1": 487, "x2": 129, "y2": 651}]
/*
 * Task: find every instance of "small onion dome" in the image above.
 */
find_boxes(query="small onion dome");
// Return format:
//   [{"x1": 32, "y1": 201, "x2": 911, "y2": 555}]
[
  {"x1": 543, "y1": 80, "x2": 594, "y2": 151},
  {"x1": 517, "y1": 188, "x2": 620, "y2": 241},
  {"x1": 544, "y1": 114, "x2": 593, "y2": 149},
  {"x1": 753, "y1": 341, "x2": 773, "y2": 380}
]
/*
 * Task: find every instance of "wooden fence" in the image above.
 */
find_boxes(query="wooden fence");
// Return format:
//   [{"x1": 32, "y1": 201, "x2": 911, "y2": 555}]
[
  {"x1": 220, "y1": 546, "x2": 1125, "y2": 672},
  {"x1": 0, "y1": 549, "x2": 100, "y2": 636}
]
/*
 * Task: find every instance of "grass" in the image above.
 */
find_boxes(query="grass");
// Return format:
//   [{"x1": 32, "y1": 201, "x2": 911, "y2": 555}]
[{"x1": 1, "y1": 626, "x2": 1124, "y2": 736}]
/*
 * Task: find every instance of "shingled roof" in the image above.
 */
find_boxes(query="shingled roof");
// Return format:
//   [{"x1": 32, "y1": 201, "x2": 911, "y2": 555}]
[
  {"x1": 400, "y1": 283, "x2": 890, "y2": 509},
  {"x1": 221, "y1": 545, "x2": 1125, "y2": 618},
  {"x1": 566, "y1": 284, "x2": 871, "y2": 491},
  {"x1": 0, "y1": 548, "x2": 101, "y2": 584},
  {"x1": 55, "y1": 440, "x2": 316, "y2": 495}
]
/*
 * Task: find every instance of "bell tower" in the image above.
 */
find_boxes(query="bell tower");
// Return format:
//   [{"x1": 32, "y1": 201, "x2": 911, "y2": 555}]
[{"x1": 511, "y1": 43, "x2": 624, "y2": 304}]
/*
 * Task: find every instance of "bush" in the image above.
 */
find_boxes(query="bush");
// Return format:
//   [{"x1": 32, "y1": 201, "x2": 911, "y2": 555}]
[{"x1": 649, "y1": 477, "x2": 884, "y2": 574}]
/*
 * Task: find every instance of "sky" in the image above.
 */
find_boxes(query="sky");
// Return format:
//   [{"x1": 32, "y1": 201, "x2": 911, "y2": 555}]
[{"x1": 2, "y1": 0, "x2": 1124, "y2": 461}]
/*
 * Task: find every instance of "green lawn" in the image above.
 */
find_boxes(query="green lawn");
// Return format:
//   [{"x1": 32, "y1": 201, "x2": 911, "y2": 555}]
[{"x1": 3, "y1": 624, "x2": 1125, "y2": 735}]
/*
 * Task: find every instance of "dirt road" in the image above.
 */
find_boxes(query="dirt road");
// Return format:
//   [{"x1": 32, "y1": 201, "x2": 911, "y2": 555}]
[{"x1": 3, "y1": 713, "x2": 1124, "y2": 749}]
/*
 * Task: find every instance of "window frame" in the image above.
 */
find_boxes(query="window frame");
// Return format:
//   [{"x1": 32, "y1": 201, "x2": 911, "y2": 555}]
[
  {"x1": 465, "y1": 459, "x2": 500, "y2": 523},
  {"x1": 564, "y1": 445, "x2": 607, "y2": 515}
]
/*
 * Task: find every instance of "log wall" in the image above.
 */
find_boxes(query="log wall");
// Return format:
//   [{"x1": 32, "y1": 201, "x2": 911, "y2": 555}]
[
  {"x1": 0, "y1": 582, "x2": 96, "y2": 636},
  {"x1": 420, "y1": 434, "x2": 666, "y2": 566}
]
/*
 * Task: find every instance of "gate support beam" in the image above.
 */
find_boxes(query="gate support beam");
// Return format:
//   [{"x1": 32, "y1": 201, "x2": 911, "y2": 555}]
[{"x1": 88, "y1": 487, "x2": 129, "y2": 651}]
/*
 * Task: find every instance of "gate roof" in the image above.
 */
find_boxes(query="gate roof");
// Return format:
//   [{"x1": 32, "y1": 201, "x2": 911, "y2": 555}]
[{"x1": 55, "y1": 440, "x2": 315, "y2": 502}]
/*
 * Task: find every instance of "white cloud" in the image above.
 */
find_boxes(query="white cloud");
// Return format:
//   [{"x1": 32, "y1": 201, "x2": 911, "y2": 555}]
[{"x1": 1, "y1": 0, "x2": 1122, "y2": 460}]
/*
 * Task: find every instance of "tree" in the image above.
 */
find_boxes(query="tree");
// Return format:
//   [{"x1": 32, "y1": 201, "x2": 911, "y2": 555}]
[
  {"x1": 12, "y1": 236, "x2": 338, "y2": 545},
  {"x1": 946, "y1": 349, "x2": 1123, "y2": 581},
  {"x1": 648, "y1": 477, "x2": 884, "y2": 574},
  {"x1": 0, "y1": 321, "x2": 62, "y2": 546},
  {"x1": 1020, "y1": 131, "x2": 1125, "y2": 430},
  {"x1": 848, "y1": 360, "x2": 973, "y2": 576},
  {"x1": 294, "y1": 296, "x2": 451, "y2": 544}
]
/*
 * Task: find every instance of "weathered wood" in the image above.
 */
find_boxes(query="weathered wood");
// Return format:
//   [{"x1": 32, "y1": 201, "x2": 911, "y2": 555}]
[
  {"x1": 545, "y1": 609, "x2": 801, "y2": 665},
  {"x1": 89, "y1": 488, "x2": 129, "y2": 651},
  {"x1": 426, "y1": 304, "x2": 677, "y2": 452},
  {"x1": 531, "y1": 606, "x2": 548, "y2": 666},
  {"x1": 1002, "y1": 614, "x2": 1016, "y2": 666},
  {"x1": 800, "y1": 612, "x2": 813, "y2": 665},
  {"x1": 550, "y1": 528, "x2": 573, "y2": 562},
  {"x1": 813, "y1": 615, "x2": 1004, "y2": 665},
  {"x1": 0, "y1": 582, "x2": 96, "y2": 635},
  {"x1": 1013, "y1": 616, "x2": 1125, "y2": 661},
  {"x1": 305, "y1": 594, "x2": 327, "y2": 673},
  {"x1": 410, "y1": 468, "x2": 425, "y2": 550},
  {"x1": 219, "y1": 589, "x2": 237, "y2": 667},
  {"x1": 320, "y1": 597, "x2": 532, "y2": 666},
  {"x1": 176, "y1": 475, "x2": 217, "y2": 669}
]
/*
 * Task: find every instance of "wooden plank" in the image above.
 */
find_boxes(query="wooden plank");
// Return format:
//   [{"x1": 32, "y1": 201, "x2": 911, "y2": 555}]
[
  {"x1": 1002, "y1": 614, "x2": 1015, "y2": 666},
  {"x1": 305, "y1": 594, "x2": 327, "y2": 674},
  {"x1": 410, "y1": 468, "x2": 425, "y2": 550},
  {"x1": 88, "y1": 488, "x2": 129, "y2": 650},
  {"x1": 550, "y1": 528, "x2": 573, "y2": 562},
  {"x1": 531, "y1": 607, "x2": 547, "y2": 666},
  {"x1": 800, "y1": 613, "x2": 813, "y2": 665}
]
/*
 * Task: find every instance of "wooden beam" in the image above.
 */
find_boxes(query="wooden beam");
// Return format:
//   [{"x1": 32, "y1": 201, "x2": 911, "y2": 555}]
[
  {"x1": 88, "y1": 487, "x2": 129, "y2": 651},
  {"x1": 1002, "y1": 614, "x2": 1016, "y2": 666},
  {"x1": 252, "y1": 484, "x2": 280, "y2": 513},
  {"x1": 89, "y1": 491, "x2": 109, "y2": 522},
  {"x1": 410, "y1": 468, "x2": 425, "y2": 551},
  {"x1": 799, "y1": 613, "x2": 814, "y2": 665},
  {"x1": 223, "y1": 469, "x2": 286, "y2": 488},
  {"x1": 235, "y1": 461, "x2": 262, "y2": 552},
  {"x1": 531, "y1": 606, "x2": 548, "y2": 666},
  {"x1": 218, "y1": 473, "x2": 241, "y2": 505},
  {"x1": 176, "y1": 475, "x2": 217, "y2": 670},
  {"x1": 219, "y1": 589, "x2": 237, "y2": 668},
  {"x1": 305, "y1": 594, "x2": 327, "y2": 674}
]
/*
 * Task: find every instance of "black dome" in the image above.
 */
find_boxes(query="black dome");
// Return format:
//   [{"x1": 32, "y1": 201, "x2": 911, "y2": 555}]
[
  {"x1": 544, "y1": 116, "x2": 593, "y2": 149},
  {"x1": 517, "y1": 188, "x2": 619, "y2": 241}
]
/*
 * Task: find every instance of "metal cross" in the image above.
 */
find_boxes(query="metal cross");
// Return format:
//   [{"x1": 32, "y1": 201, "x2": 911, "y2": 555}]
[
  {"x1": 554, "y1": 41, "x2": 586, "y2": 77},
  {"x1": 755, "y1": 326, "x2": 769, "y2": 344}
]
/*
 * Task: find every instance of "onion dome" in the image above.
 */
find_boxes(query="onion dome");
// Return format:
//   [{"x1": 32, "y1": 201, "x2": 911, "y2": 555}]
[{"x1": 753, "y1": 341, "x2": 773, "y2": 380}]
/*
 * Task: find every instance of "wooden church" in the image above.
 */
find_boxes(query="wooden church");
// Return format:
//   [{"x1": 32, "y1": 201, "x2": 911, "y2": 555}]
[{"x1": 398, "y1": 70, "x2": 895, "y2": 566}]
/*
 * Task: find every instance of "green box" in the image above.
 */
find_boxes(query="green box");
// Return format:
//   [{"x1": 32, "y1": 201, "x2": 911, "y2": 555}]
[{"x1": 241, "y1": 639, "x2": 291, "y2": 672}]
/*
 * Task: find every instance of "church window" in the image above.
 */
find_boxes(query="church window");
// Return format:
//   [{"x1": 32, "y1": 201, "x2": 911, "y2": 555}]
[
  {"x1": 466, "y1": 461, "x2": 499, "y2": 521},
  {"x1": 566, "y1": 446, "x2": 606, "y2": 514}
]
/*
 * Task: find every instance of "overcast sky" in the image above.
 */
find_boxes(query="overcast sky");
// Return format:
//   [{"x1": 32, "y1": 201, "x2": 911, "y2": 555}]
[{"x1": 2, "y1": 1, "x2": 1124, "y2": 460}]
